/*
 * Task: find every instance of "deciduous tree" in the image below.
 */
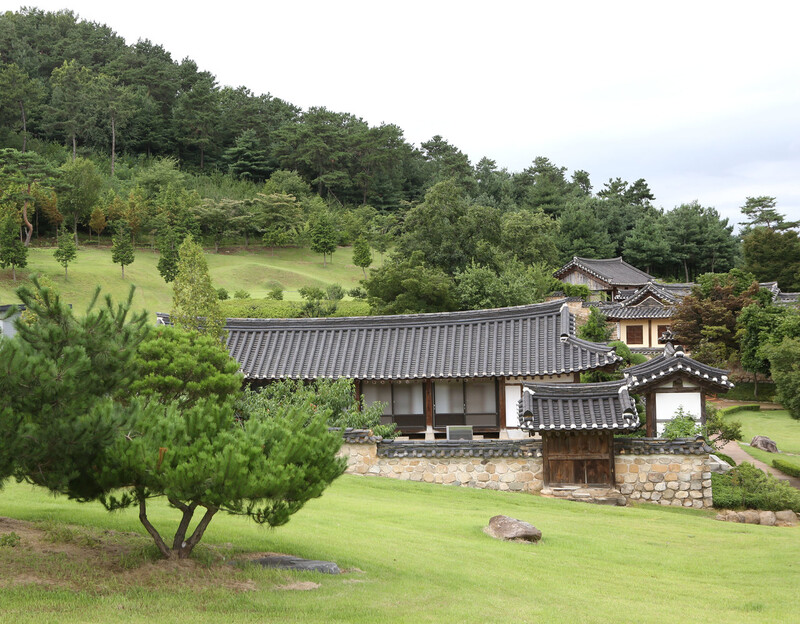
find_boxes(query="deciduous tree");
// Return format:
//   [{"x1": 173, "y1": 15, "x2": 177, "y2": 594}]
[
  {"x1": 352, "y1": 237, "x2": 372, "y2": 277},
  {"x1": 111, "y1": 220, "x2": 135, "y2": 278},
  {"x1": 170, "y1": 236, "x2": 225, "y2": 340},
  {"x1": 53, "y1": 224, "x2": 77, "y2": 280}
]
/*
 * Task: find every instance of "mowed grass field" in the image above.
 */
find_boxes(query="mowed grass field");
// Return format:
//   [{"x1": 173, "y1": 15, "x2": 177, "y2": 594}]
[
  {"x1": 1, "y1": 476, "x2": 798, "y2": 624},
  {"x1": 725, "y1": 408, "x2": 800, "y2": 471},
  {"x1": 0, "y1": 244, "x2": 376, "y2": 321}
]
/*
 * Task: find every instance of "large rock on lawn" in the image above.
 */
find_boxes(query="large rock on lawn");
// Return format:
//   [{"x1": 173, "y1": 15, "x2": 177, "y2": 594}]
[
  {"x1": 484, "y1": 515, "x2": 542, "y2": 543},
  {"x1": 750, "y1": 436, "x2": 779, "y2": 453}
]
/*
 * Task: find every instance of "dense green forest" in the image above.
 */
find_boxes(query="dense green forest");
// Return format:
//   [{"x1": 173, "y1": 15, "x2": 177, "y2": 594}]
[{"x1": 2, "y1": 7, "x2": 797, "y2": 312}]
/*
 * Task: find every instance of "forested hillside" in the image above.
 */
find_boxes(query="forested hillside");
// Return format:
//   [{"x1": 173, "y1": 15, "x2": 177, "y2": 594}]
[{"x1": 0, "y1": 7, "x2": 753, "y2": 313}]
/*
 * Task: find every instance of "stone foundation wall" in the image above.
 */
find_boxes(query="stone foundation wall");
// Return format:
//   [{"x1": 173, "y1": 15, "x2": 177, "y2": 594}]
[
  {"x1": 614, "y1": 454, "x2": 713, "y2": 508},
  {"x1": 340, "y1": 440, "x2": 544, "y2": 493},
  {"x1": 339, "y1": 432, "x2": 712, "y2": 507}
]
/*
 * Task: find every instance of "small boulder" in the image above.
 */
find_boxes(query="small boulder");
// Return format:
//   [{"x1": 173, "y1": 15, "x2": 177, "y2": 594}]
[
  {"x1": 750, "y1": 436, "x2": 779, "y2": 453},
  {"x1": 484, "y1": 515, "x2": 542, "y2": 543},
  {"x1": 758, "y1": 511, "x2": 777, "y2": 527},
  {"x1": 739, "y1": 510, "x2": 761, "y2": 524},
  {"x1": 775, "y1": 510, "x2": 799, "y2": 527}
]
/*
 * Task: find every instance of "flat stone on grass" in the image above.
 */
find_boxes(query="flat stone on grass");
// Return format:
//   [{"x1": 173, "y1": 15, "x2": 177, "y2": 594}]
[{"x1": 250, "y1": 555, "x2": 341, "y2": 574}]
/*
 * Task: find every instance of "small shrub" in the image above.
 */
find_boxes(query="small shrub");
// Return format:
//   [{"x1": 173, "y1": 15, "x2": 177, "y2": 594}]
[
  {"x1": 233, "y1": 289, "x2": 251, "y2": 299},
  {"x1": 772, "y1": 458, "x2": 800, "y2": 478},
  {"x1": 266, "y1": 286, "x2": 284, "y2": 300},
  {"x1": 326, "y1": 284, "x2": 345, "y2": 301},
  {"x1": 661, "y1": 407, "x2": 702, "y2": 440},
  {"x1": 719, "y1": 404, "x2": 760, "y2": 416},
  {"x1": 712, "y1": 462, "x2": 800, "y2": 512},
  {"x1": 217, "y1": 287, "x2": 229, "y2": 300},
  {"x1": 712, "y1": 451, "x2": 736, "y2": 467},
  {"x1": 0, "y1": 532, "x2": 21, "y2": 548},
  {"x1": 348, "y1": 286, "x2": 367, "y2": 299}
]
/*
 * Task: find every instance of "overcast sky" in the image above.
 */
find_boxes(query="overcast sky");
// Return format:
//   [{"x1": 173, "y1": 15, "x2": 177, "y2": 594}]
[{"x1": 14, "y1": 1, "x2": 800, "y2": 229}]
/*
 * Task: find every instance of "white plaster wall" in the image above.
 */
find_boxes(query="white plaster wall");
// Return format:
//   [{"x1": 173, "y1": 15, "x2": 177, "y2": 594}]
[
  {"x1": 655, "y1": 392, "x2": 702, "y2": 435},
  {"x1": 505, "y1": 385, "x2": 522, "y2": 427}
]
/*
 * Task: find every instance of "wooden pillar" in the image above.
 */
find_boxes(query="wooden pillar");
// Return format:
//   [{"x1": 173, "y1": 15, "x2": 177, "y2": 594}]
[
  {"x1": 424, "y1": 380, "x2": 434, "y2": 429},
  {"x1": 645, "y1": 391, "x2": 656, "y2": 437},
  {"x1": 497, "y1": 377, "x2": 506, "y2": 430}
]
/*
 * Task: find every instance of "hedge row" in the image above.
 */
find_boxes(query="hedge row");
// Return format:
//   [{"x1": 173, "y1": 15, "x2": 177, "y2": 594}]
[
  {"x1": 772, "y1": 458, "x2": 800, "y2": 479},
  {"x1": 220, "y1": 299, "x2": 372, "y2": 319},
  {"x1": 719, "y1": 404, "x2": 761, "y2": 416}
]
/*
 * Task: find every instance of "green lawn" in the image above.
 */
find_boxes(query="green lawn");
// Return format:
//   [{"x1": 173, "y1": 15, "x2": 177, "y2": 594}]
[
  {"x1": 0, "y1": 244, "x2": 375, "y2": 322},
  {"x1": 1, "y1": 476, "x2": 798, "y2": 623},
  {"x1": 724, "y1": 409, "x2": 800, "y2": 471}
]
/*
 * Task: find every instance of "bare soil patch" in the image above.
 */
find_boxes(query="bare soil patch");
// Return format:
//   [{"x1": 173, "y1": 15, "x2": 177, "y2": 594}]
[{"x1": 0, "y1": 517, "x2": 314, "y2": 594}]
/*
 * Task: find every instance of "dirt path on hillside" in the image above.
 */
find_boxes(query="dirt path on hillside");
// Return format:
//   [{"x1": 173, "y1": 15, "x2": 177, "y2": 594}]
[{"x1": 718, "y1": 440, "x2": 800, "y2": 490}]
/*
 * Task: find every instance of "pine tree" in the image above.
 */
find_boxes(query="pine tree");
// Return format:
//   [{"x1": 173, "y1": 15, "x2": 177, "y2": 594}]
[
  {"x1": 0, "y1": 277, "x2": 150, "y2": 497},
  {"x1": 578, "y1": 307, "x2": 612, "y2": 342},
  {"x1": 111, "y1": 220, "x2": 135, "y2": 278},
  {"x1": 0, "y1": 208, "x2": 27, "y2": 281},
  {"x1": 352, "y1": 237, "x2": 372, "y2": 277},
  {"x1": 171, "y1": 236, "x2": 225, "y2": 341},
  {"x1": 53, "y1": 225, "x2": 77, "y2": 280}
]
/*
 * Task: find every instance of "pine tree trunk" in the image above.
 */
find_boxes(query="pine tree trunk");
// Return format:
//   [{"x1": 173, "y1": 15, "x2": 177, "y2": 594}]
[
  {"x1": 138, "y1": 496, "x2": 171, "y2": 559},
  {"x1": 73, "y1": 215, "x2": 79, "y2": 246},
  {"x1": 754, "y1": 373, "x2": 759, "y2": 398},
  {"x1": 72, "y1": 134, "x2": 77, "y2": 161},
  {"x1": 19, "y1": 100, "x2": 27, "y2": 153},
  {"x1": 111, "y1": 115, "x2": 116, "y2": 177},
  {"x1": 121, "y1": 264, "x2": 125, "y2": 279},
  {"x1": 683, "y1": 259, "x2": 689, "y2": 283},
  {"x1": 21, "y1": 196, "x2": 33, "y2": 246}
]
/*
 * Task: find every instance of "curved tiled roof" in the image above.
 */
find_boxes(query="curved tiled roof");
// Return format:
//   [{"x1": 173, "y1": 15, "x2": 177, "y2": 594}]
[
  {"x1": 553, "y1": 257, "x2": 653, "y2": 286},
  {"x1": 598, "y1": 304, "x2": 674, "y2": 320},
  {"x1": 159, "y1": 300, "x2": 622, "y2": 381},
  {"x1": 624, "y1": 344, "x2": 733, "y2": 392},
  {"x1": 518, "y1": 380, "x2": 639, "y2": 432}
]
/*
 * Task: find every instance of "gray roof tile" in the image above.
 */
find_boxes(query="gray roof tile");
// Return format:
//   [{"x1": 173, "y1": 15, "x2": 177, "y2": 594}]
[
  {"x1": 159, "y1": 300, "x2": 621, "y2": 381},
  {"x1": 624, "y1": 344, "x2": 734, "y2": 392},
  {"x1": 553, "y1": 257, "x2": 653, "y2": 286},
  {"x1": 518, "y1": 380, "x2": 639, "y2": 432}
]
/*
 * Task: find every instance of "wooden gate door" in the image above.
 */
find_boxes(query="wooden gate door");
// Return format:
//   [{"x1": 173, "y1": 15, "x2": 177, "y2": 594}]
[{"x1": 543, "y1": 431, "x2": 614, "y2": 486}]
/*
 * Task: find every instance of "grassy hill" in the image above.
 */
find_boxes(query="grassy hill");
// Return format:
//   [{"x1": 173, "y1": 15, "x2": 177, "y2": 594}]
[
  {"x1": 0, "y1": 244, "x2": 377, "y2": 321},
  {"x1": 1, "y1": 475, "x2": 798, "y2": 623}
]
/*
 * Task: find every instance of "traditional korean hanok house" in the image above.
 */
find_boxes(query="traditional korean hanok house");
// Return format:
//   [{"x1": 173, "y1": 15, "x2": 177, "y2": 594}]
[
  {"x1": 624, "y1": 339, "x2": 734, "y2": 436},
  {"x1": 597, "y1": 281, "x2": 693, "y2": 351},
  {"x1": 553, "y1": 256, "x2": 653, "y2": 300},
  {"x1": 192, "y1": 300, "x2": 622, "y2": 439},
  {"x1": 518, "y1": 380, "x2": 638, "y2": 488}
]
